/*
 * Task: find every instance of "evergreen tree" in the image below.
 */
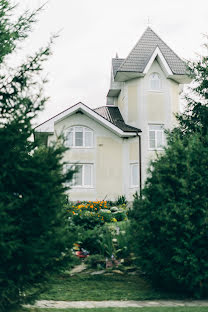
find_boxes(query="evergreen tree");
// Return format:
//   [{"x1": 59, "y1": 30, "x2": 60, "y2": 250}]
[
  {"x1": 131, "y1": 40, "x2": 208, "y2": 298},
  {"x1": 177, "y1": 39, "x2": 208, "y2": 136},
  {"x1": 0, "y1": 1, "x2": 74, "y2": 310}
]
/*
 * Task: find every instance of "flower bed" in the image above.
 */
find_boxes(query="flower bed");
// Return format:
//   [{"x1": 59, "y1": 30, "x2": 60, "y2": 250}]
[
  {"x1": 67, "y1": 200, "x2": 127, "y2": 229},
  {"x1": 66, "y1": 200, "x2": 131, "y2": 264}
]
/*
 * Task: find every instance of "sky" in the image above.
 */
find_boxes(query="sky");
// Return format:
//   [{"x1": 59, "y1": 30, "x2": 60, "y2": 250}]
[{"x1": 14, "y1": 0, "x2": 208, "y2": 125}]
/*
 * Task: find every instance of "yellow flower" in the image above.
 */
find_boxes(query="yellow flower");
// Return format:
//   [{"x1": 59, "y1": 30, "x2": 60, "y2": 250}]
[{"x1": 111, "y1": 218, "x2": 117, "y2": 222}]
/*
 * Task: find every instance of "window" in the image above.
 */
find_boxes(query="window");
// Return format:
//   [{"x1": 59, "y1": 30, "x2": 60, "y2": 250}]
[
  {"x1": 130, "y1": 163, "x2": 139, "y2": 187},
  {"x1": 149, "y1": 73, "x2": 161, "y2": 91},
  {"x1": 65, "y1": 164, "x2": 93, "y2": 188},
  {"x1": 65, "y1": 126, "x2": 93, "y2": 148},
  {"x1": 149, "y1": 124, "x2": 164, "y2": 149}
]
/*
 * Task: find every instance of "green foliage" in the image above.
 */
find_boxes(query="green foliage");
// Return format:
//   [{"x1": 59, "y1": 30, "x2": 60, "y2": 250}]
[
  {"x1": 115, "y1": 221, "x2": 132, "y2": 259},
  {"x1": 67, "y1": 200, "x2": 129, "y2": 259},
  {"x1": 0, "y1": 1, "x2": 74, "y2": 310},
  {"x1": 176, "y1": 39, "x2": 208, "y2": 137},
  {"x1": 115, "y1": 195, "x2": 127, "y2": 206},
  {"x1": 77, "y1": 226, "x2": 103, "y2": 255},
  {"x1": 131, "y1": 133, "x2": 208, "y2": 297},
  {"x1": 85, "y1": 254, "x2": 105, "y2": 269},
  {"x1": 131, "y1": 39, "x2": 208, "y2": 298}
]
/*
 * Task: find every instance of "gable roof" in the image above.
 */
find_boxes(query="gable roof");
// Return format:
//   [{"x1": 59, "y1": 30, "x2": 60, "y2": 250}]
[
  {"x1": 114, "y1": 27, "x2": 187, "y2": 79},
  {"x1": 35, "y1": 102, "x2": 141, "y2": 137},
  {"x1": 93, "y1": 106, "x2": 140, "y2": 133}
]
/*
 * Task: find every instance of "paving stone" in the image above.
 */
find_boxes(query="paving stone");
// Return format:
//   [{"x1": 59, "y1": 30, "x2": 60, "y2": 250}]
[
  {"x1": 112, "y1": 269, "x2": 124, "y2": 274},
  {"x1": 90, "y1": 270, "x2": 105, "y2": 275},
  {"x1": 69, "y1": 263, "x2": 87, "y2": 275}
]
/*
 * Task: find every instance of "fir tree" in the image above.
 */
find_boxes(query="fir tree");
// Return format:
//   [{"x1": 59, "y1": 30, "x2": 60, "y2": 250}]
[
  {"x1": 0, "y1": 1, "x2": 74, "y2": 310},
  {"x1": 131, "y1": 39, "x2": 208, "y2": 298}
]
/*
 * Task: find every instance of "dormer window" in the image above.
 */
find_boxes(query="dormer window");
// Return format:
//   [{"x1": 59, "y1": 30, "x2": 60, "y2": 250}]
[
  {"x1": 149, "y1": 73, "x2": 161, "y2": 91},
  {"x1": 65, "y1": 126, "x2": 93, "y2": 148}
]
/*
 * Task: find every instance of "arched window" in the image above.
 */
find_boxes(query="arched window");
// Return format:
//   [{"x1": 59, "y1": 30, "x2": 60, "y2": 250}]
[
  {"x1": 149, "y1": 73, "x2": 161, "y2": 91},
  {"x1": 65, "y1": 126, "x2": 93, "y2": 148}
]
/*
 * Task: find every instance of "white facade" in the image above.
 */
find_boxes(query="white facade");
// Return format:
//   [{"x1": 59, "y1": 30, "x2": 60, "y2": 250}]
[{"x1": 35, "y1": 28, "x2": 190, "y2": 201}]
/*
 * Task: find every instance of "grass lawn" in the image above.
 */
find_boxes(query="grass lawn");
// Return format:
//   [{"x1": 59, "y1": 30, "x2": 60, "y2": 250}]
[
  {"x1": 22, "y1": 307, "x2": 208, "y2": 312},
  {"x1": 38, "y1": 272, "x2": 186, "y2": 301}
]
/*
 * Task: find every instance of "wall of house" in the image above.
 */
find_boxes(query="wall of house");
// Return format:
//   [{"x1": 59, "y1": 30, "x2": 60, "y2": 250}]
[
  {"x1": 117, "y1": 86, "x2": 127, "y2": 122},
  {"x1": 140, "y1": 60, "x2": 180, "y2": 183},
  {"x1": 116, "y1": 59, "x2": 180, "y2": 185},
  {"x1": 127, "y1": 79, "x2": 139, "y2": 125},
  {"x1": 49, "y1": 112, "x2": 139, "y2": 201}
]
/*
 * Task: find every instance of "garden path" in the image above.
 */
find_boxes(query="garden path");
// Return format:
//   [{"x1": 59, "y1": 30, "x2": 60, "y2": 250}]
[{"x1": 26, "y1": 299, "x2": 208, "y2": 309}]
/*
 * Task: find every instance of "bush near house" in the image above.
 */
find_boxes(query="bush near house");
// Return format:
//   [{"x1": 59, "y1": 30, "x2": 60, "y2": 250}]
[{"x1": 130, "y1": 41, "x2": 208, "y2": 298}]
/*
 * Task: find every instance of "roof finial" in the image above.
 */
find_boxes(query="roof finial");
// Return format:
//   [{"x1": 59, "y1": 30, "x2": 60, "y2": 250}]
[
  {"x1": 147, "y1": 16, "x2": 151, "y2": 27},
  {"x1": 115, "y1": 52, "x2": 119, "y2": 58}
]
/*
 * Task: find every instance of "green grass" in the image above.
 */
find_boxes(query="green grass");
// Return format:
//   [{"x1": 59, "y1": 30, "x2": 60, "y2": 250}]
[
  {"x1": 38, "y1": 273, "x2": 186, "y2": 301},
  {"x1": 24, "y1": 307, "x2": 208, "y2": 312}
]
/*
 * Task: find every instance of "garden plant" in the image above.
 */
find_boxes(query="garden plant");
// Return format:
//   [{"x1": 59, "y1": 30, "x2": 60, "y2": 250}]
[
  {"x1": 66, "y1": 199, "x2": 132, "y2": 266},
  {"x1": 130, "y1": 39, "x2": 208, "y2": 298}
]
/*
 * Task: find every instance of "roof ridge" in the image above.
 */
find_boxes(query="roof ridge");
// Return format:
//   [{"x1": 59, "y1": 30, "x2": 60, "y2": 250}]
[
  {"x1": 35, "y1": 101, "x2": 85, "y2": 129},
  {"x1": 147, "y1": 27, "x2": 185, "y2": 65},
  {"x1": 117, "y1": 27, "x2": 150, "y2": 72},
  {"x1": 116, "y1": 27, "x2": 186, "y2": 76}
]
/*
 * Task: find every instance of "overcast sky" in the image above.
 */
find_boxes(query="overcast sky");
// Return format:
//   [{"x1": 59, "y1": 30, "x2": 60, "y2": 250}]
[{"x1": 16, "y1": 0, "x2": 208, "y2": 125}]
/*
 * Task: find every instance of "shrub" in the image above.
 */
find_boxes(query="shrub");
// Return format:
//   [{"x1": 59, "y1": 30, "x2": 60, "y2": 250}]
[
  {"x1": 115, "y1": 195, "x2": 127, "y2": 206},
  {"x1": 130, "y1": 133, "x2": 208, "y2": 298},
  {"x1": 77, "y1": 226, "x2": 103, "y2": 255},
  {"x1": 113, "y1": 210, "x2": 126, "y2": 221},
  {"x1": 85, "y1": 254, "x2": 105, "y2": 269}
]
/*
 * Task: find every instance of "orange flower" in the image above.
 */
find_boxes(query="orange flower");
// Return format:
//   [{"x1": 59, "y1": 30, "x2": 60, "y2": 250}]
[
  {"x1": 72, "y1": 211, "x2": 75, "y2": 215},
  {"x1": 90, "y1": 205, "x2": 93, "y2": 208}
]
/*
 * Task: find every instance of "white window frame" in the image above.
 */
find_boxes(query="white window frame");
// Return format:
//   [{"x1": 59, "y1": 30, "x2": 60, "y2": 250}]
[
  {"x1": 130, "y1": 163, "x2": 139, "y2": 188},
  {"x1": 65, "y1": 163, "x2": 94, "y2": 188},
  {"x1": 65, "y1": 126, "x2": 93, "y2": 148},
  {"x1": 148, "y1": 124, "x2": 164, "y2": 150},
  {"x1": 149, "y1": 72, "x2": 162, "y2": 92}
]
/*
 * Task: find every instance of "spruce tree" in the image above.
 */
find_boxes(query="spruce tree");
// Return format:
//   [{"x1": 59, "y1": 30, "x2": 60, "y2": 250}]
[
  {"x1": 131, "y1": 39, "x2": 208, "y2": 298},
  {"x1": 0, "y1": 1, "x2": 74, "y2": 310}
]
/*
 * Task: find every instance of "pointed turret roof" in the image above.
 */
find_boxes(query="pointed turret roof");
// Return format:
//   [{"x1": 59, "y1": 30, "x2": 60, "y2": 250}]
[{"x1": 114, "y1": 27, "x2": 187, "y2": 78}]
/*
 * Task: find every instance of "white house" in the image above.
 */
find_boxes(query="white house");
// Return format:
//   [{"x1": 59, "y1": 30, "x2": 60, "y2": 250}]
[{"x1": 35, "y1": 27, "x2": 190, "y2": 201}]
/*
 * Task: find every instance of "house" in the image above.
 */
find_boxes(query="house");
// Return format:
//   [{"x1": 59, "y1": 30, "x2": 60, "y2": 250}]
[{"x1": 35, "y1": 27, "x2": 190, "y2": 201}]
